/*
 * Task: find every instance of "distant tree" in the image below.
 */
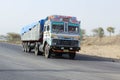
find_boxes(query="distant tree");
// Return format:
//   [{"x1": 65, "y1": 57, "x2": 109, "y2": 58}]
[
  {"x1": 92, "y1": 27, "x2": 104, "y2": 37},
  {"x1": 92, "y1": 27, "x2": 104, "y2": 41},
  {"x1": 98, "y1": 27, "x2": 104, "y2": 38},
  {"x1": 107, "y1": 27, "x2": 115, "y2": 36},
  {"x1": 7, "y1": 32, "x2": 21, "y2": 41},
  {"x1": 92, "y1": 28, "x2": 98, "y2": 36}
]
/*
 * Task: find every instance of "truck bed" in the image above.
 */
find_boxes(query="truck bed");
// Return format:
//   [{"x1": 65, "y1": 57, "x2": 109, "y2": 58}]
[{"x1": 21, "y1": 23, "x2": 42, "y2": 41}]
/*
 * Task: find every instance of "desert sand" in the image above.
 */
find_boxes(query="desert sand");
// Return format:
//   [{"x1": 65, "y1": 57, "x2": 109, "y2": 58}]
[{"x1": 80, "y1": 36, "x2": 120, "y2": 59}]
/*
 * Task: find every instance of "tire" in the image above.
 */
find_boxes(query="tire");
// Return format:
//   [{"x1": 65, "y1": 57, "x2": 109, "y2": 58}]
[
  {"x1": 22, "y1": 43, "x2": 25, "y2": 52},
  {"x1": 27, "y1": 42, "x2": 31, "y2": 53},
  {"x1": 44, "y1": 44, "x2": 51, "y2": 58},
  {"x1": 69, "y1": 53, "x2": 76, "y2": 59},
  {"x1": 26, "y1": 45, "x2": 31, "y2": 53},
  {"x1": 34, "y1": 43, "x2": 43, "y2": 56},
  {"x1": 35, "y1": 44, "x2": 39, "y2": 56},
  {"x1": 24, "y1": 43, "x2": 27, "y2": 52}
]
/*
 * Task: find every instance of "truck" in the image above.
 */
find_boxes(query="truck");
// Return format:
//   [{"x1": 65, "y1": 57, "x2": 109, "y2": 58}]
[{"x1": 21, "y1": 15, "x2": 81, "y2": 59}]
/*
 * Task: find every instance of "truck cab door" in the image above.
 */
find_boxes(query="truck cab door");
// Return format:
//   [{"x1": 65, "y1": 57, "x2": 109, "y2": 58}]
[{"x1": 43, "y1": 25, "x2": 51, "y2": 44}]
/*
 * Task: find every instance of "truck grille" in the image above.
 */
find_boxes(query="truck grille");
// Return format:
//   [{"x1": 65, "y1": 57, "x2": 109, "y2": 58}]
[{"x1": 53, "y1": 39, "x2": 78, "y2": 47}]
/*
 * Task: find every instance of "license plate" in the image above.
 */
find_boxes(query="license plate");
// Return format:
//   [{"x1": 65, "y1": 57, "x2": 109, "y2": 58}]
[{"x1": 63, "y1": 50, "x2": 69, "y2": 52}]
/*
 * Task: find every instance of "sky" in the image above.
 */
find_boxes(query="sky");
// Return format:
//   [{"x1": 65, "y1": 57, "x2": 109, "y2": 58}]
[{"x1": 0, "y1": 0, "x2": 120, "y2": 35}]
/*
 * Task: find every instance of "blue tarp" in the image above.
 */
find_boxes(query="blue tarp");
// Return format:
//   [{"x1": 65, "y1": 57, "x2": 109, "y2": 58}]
[
  {"x1": 21, "y1": 19, "x2": 45, "y2": 35},
  {"x1": 39, "y1": 19, "x2": 45, "y2": 32}
]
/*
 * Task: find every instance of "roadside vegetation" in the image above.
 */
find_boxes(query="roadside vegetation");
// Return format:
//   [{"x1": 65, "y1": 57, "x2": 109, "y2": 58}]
[{"x1": 0, "y1": 32, "x2": 21, "y2": 44}]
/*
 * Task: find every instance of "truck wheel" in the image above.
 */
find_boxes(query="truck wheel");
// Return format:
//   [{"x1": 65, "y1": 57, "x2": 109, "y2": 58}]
[
  {"x1": 69, "y1": 53, "x2": 76, "y2": 59},
  {"x1": 35, "y1": 44, "x2": 39, "y2": 56},
  {"x1": 35, "y1": 44, "x2": 43, "y2": 56},
  {"x1": 44, "y1": 44, "x2": 51, "y2": 58},
  {"x1": 26, "y1": 46, "x2": 31, "y2": 53},
  {"x1": 22, "y1": 43, "x2": 25, "y2": 52},
  {"x1": 24, "y1": 43, "x2": 27, "y2": 52},
  {"x1": 26, "y1": 43, "x2": 31, "y2": 53}
]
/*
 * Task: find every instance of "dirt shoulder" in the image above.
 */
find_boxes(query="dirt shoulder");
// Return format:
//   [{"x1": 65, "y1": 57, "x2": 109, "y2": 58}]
[
  {"x1": 80, "y1": 36, "x2": 120, "y2": 59},
  {"x1": 80, "y1": 45, "x2": 120, "y2": 59}
]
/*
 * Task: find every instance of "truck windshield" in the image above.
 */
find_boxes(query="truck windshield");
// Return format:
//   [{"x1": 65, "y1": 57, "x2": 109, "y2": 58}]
[
  {"x1": 52, "y1": 25, "x2": 64, "y2": 33},
  {"x1": 68, "y1": 26, "x2": 79, "y2": 34}
]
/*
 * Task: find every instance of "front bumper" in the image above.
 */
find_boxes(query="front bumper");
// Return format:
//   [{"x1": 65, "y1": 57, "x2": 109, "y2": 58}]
[{"x1": 50, "y1": 46, "x2": 81, "y2": 53}]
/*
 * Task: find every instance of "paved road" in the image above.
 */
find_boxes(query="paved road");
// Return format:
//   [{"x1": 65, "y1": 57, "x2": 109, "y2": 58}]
[{"x1": 0, "y1": 42, "x2": 120, "y2": 80}]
